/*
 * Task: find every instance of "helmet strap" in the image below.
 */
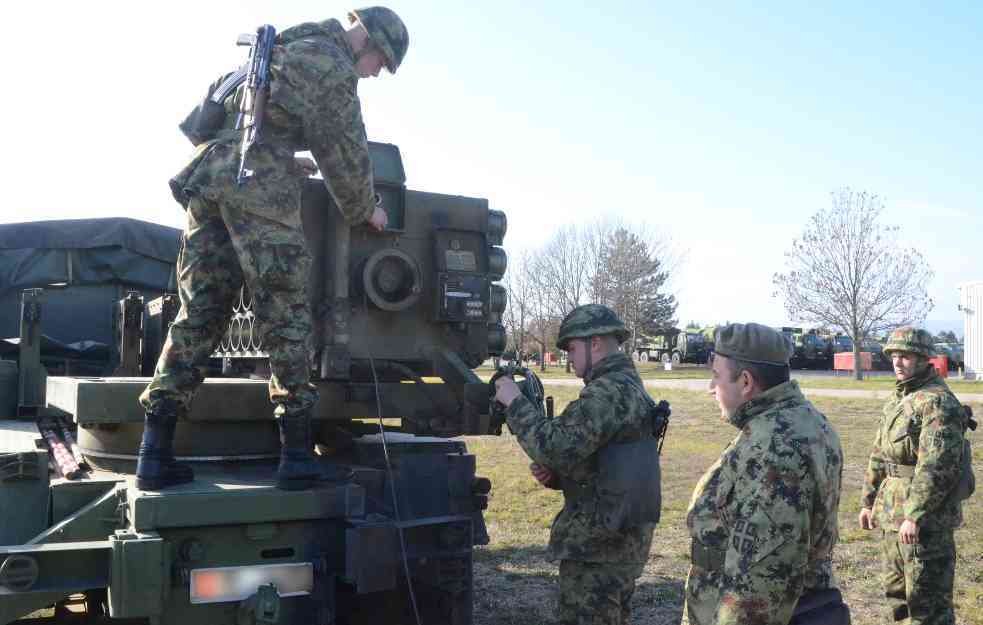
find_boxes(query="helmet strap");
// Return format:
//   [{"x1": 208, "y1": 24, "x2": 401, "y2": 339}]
[
  {"x1": 353, "y1": 40, "x2": 374, "y2": 62},
  {"x1": 582, "y1": 337, "x2": 594, "y2": 382}
]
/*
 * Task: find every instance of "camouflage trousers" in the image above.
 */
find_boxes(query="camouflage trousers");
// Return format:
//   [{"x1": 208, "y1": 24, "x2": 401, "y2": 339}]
[
  {"x1": 140, "y1": 192, "x2": 317, "y2": 419},
  {"x1": 880, "y1": 528, "x2": 956, "y2": 625},
  {"x1": 557, "y1": 560, "x2": 644, "y2": 625}
]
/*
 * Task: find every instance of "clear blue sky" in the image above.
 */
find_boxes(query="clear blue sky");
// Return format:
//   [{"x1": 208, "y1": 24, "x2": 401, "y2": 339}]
[{"x1": 5, "y1": 1, "x2": 980, "y2": 331}]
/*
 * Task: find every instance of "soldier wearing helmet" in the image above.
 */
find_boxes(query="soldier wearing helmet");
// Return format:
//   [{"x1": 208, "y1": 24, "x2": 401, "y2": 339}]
[
  {"x1": 348, "y1": 6, "x2": 409, "y2": 76},
  {"x1": 684, "y1": 323, "x2": 848, "y2": 625},
  {"x1": 495, "y1": 304, "x2": 662, "y2": 625},
  {"x1": 137, "y1": 7, "x2": 408, "y2": 492},
  {"x1": 859, "y1": 326, "x2": 971, "y2": 625}
]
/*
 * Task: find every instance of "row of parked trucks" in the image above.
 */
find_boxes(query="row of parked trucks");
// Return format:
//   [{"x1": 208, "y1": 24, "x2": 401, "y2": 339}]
[{"x1": 632, "y1": 326, "x2": 965, "y2": 371}]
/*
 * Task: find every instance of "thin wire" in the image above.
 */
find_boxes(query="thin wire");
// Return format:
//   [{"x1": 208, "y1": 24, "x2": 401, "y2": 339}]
[{"x1": 364, "y1": 296, "x2": 423, "y2": 625}]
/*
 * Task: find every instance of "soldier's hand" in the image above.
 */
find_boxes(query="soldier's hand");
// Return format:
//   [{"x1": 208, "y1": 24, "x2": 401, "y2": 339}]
[
  {"x1": 295, "y1": 156, "x2": 318, "y2": 176},
  {"x1": 530, "y1": 463, "x2": 556, "y2": 488},
  {"x1": 494, "y1": 377, "x2": 521, "y2": 408},
  {"x1": 858, "y1": 507, "x2": 876, "y2": 530},
  {"x1": 367, "y1": 206, "x2": 388, "y2": 231},
  {"x1": 898, "y1": 518, "x2": 919, "y2": 544}
]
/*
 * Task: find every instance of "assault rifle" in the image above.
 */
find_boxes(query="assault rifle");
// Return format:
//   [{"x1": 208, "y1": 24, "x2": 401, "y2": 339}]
[
  {"x1": 235, "y1": 24, "x2": 277, "y2": 186},
  {"x1": 652, "y1": 399, "x2": 671, "y2": 452}
]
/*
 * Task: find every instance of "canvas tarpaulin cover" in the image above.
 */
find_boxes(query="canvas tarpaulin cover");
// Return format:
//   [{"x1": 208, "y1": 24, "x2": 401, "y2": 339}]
[{"x1": 0, "y1": 218, "x2": 180, "y2": 350}]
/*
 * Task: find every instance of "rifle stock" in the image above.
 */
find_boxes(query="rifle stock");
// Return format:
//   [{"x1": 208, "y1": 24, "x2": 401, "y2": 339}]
[{"x1": 235, "y1": 24, "x2": 277, "y2": 186}]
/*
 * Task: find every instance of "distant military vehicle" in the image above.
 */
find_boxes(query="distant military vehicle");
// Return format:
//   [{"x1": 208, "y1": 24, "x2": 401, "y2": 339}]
[
  {"x1": 935, "y1": 342, "x2": 965, "y2": 370},
  {"x1": 0, "y1": 142, "x2": 511, "y2": 625},
  {"x1": 830, "y1": 333, "x2": 891, "y2": 371},
  {"x1": 776, "y1": 327, "x2": 832, "y2": 369},
  {"x1": 634, "y1": 328, "x2": 709, "y2": 365}
]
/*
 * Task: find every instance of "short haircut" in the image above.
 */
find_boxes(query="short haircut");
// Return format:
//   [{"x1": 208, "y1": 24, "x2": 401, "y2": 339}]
[{"x1": 727, "y1": 357, "x2": 790, "y2": 391}]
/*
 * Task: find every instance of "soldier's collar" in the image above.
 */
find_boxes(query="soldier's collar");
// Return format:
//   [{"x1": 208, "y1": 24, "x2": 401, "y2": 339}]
[
  {"x1": 584, "y1": 352, "x2": 633, "y2": 383},
  {"x1": 895, "y1": 364, "x2": 938, "y2": 395},
  {"x1": 729, "y1": 380, "x2": 802, "y2": 429}
]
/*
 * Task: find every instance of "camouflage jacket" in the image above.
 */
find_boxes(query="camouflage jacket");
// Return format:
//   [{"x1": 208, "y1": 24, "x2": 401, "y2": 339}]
[
  {"x1": 861, "y1": 367, "x2": 966, "y2": 530},
  {"x1": 504, "y1": 352, "x2": 655, "y2": 563},
  {"x1": 171, "y1": 19, "x2": 375, "y2": 227},
  {"x1": 685, "y1": 381, "x2": 844, "y2": 625}
]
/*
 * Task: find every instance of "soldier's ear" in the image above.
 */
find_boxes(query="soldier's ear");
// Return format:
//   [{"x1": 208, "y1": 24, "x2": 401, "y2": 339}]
[{"x1": 740, "y1": 369, "x2": 757, "y2": 396}]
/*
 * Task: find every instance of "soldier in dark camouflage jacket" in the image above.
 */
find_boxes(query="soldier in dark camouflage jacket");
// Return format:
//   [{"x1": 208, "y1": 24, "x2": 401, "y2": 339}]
[
  {"x1": 859, "y1": 326, "x2": 969, "y2": 625},
  {"x1": 136, "y1": 8, "x2": 408, "y2": 491},
  {"x1": 495, "y1": 305, "x2": 659, "y2": 625},
  {"x1": 684, "y1": 323, "x2": 845, "y2": 625}
]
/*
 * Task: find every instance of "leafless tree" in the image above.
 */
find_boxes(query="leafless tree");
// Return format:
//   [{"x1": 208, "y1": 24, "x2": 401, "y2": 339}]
[
  {"x1": 537, "y1": 225, "x2": 592, "y2": 312},
  {"x1": 773, "y1": 188, "x2": 934, "y2": 380},
  {"x1": 504, "y1": 219, "x2": 685, "y2": 369},
  {"x1": 502, "y1": 251, "x2": 537, "y2": 366}
]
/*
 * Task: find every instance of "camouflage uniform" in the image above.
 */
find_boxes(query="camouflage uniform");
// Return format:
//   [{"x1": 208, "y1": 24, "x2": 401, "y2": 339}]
[
  {"x1": 684, "y1": 380, "x2": 844, "y2": 625},
  {"x1": 505, "y1": 350, "x2": 655, "y2": 625},
  {"x1": 862, "y1": 328, "x2": 967, "y2": 625},
  {"x1": 140, "y1": 19, "x2": 377, "y2": 419}
]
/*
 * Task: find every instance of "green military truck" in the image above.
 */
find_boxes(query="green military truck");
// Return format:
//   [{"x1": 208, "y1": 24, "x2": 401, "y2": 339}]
[
  {"x1": 777, "y1": 327, "x2": 832, "y2": 370},
  {"x1": 634, "y1": 328, "x2": 710, "y2": 365},
  {"x1": 0, "y1": 143, "x2": 512, "y2": 625}
]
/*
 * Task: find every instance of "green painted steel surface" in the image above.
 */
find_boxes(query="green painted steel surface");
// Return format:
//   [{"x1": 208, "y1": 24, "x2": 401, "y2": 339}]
[
  {"x1": 108, "y1": 532, "x2": 166, "y2": 619},
  {"x1": 0, "y1": 421, "x2": 49, "y2": 545},
  {"x1": 0, "y1": 362, "x2": 16, "y2": 419},
  {"x1": 127, "y1": 470, "x2": 365, "y2": 532}
]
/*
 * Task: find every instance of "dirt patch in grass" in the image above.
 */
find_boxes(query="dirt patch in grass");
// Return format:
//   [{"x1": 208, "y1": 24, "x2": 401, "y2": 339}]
[{"x1": 468, "y1": 386, "x2": 983, "y2": 624}]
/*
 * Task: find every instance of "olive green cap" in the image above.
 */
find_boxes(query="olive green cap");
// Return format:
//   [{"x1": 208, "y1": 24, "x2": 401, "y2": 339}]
[
  {"x1": 883, "y1": 326, "x2": 935, "y2": 358},
  {"x1": 713, "y1": 323, "x2": 791, "y2": 367},
  {"x1": 556, "y1": 304, "x2": 630, "y2": 351}
]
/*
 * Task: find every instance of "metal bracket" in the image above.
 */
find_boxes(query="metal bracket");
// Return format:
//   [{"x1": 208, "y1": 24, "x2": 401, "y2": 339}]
[
  {"x1": 237, "y1": 583, "x2": 281, "y2": 625},
  {"x1": 0, "y1": 454, "x2": 40, "y2": 482}
]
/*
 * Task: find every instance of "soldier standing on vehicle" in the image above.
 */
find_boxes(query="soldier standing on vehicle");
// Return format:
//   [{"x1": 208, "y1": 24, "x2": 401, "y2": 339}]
[
  {"x1": 684, "y1": 323, "x2": 848, "y2": 625},
  {"x1": 494, "y1": 304, "x2": 663, "y2": 625},
  {"x1": 135, "y1": 7, "x2": 408, "y2": 491},
  {"x1": 859, "y1": 326, "x2": 973, "y2": 625}
]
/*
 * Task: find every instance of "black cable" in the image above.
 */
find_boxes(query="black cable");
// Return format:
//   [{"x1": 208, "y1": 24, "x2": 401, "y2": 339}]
[{"x1": 363, "y1": 295, "x2": 423, "y2": 625}]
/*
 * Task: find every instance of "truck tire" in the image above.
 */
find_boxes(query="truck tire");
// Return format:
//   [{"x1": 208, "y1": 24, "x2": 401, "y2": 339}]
[
  {"x1": 671, "y1": 352, "x2": 681, "y2": 365},
  {"x1": 639, "y1": 351, "x2": 649, "y2": 363},
  {"x1": 660, "y1": 353, "x2": 670, "y2": 364}
]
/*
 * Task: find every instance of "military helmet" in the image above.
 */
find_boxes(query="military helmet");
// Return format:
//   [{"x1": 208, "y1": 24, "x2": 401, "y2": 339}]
[
  {"x1": 556, "y1": 304, "x2": 631, "y2": 351},
  {"x1": 883, "y1": 326, "x2": 935, "y2": 358},
  {"x1": 348, "y1": 6, "x2": 408, "y2": 73}
]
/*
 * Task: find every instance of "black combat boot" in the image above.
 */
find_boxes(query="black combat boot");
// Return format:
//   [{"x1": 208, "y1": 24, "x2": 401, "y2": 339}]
[
  {"x1": 276, "y1": 411, "x2": 352, "y2": 490},
  {"x1": 135, "y1": 408, "x2": 194, "y2": 490}
]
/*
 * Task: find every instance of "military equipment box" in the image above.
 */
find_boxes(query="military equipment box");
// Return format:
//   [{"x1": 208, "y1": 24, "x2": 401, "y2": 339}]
[{"x1": 0, "y1": 141, "x2": 507, "y2": 625}]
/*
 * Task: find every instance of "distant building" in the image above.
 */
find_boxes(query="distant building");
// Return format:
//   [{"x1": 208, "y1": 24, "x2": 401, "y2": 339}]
[{"x1": 959, "y1": 281, "x2": 983, "y2": 380}]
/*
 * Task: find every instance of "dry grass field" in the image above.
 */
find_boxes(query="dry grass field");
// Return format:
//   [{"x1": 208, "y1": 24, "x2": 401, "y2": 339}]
[
  {"x1": 477, "y1": 362, "x2": 712, "y2": 381},
  {"x1": 477, "y1": 362, "x2": 983, "y2": 395},
  {"x1": 468, "y1": 386, "x2": 983, "y2": 625}
]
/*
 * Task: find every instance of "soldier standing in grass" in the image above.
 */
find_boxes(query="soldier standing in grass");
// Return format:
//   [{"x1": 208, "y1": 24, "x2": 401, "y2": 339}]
[
  {"x1": 494, "y1": 304, "x2": 663, "y2": 625},
  {"x1": 136, "y1": 7, "x2": 407, "y2": 491},
  {"x1": 684, "y1": 323, "x2": 848, "y2": 625},
  {"x1": 859, "y1": 326, "x2": 974, "y2": 625}
]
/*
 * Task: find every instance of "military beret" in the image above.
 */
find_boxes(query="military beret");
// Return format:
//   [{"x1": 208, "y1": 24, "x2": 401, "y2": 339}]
[{"x1": 714, "y1": 323, "x2": 791, "y2": 367}]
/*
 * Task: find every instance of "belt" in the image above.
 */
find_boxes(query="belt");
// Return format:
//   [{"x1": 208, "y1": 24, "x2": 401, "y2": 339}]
[
  {"x1": 885, "y1": 462, "x2": 915, "y2": 478},
  {"x1": 690, "y1": 541, "x2": 726, "y2": 571}
]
